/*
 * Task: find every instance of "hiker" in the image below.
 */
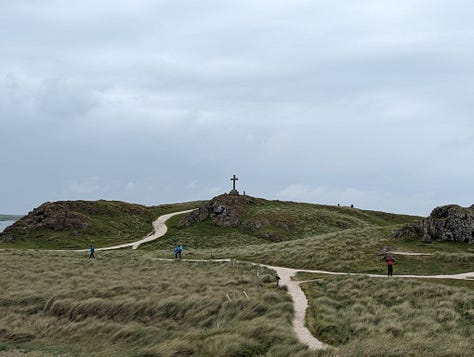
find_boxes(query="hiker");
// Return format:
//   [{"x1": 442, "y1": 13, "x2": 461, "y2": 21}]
[
  {"x1": 173, "y1": 246, "x2": 179, "y2": 259},
  {"x1": 275, "y1": 274, "x2": 281, "y2": 287},
  {"x1": 386, "y1": 256, "x2": 395, "y2": 277},
  {"x1": 178, "y1": 244, "x2": 183, "y2": 259},
  {"x1": 89, "y1": 245, "x2": 95, "y2": 259}
]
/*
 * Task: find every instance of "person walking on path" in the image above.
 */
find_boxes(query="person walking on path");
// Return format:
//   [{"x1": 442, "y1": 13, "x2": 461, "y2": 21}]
[
  {"x1": 178, "y1": 244, "x2": 183, "y2": 260},
  {"x1": 275, "y1": 274, "x2": 281, "y2": 287},
  {"x1": 386, "y1": 256, "x2": 395, "y2": 277},
  {"x1": 173, "y1": 246, "x2": 179, "y2": 259},
  {"x1": 89, "y1": 245, "x2": 95, "y2": 259}
]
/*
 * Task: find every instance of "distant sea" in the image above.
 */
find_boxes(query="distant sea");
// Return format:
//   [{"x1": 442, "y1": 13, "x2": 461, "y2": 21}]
[{"x1": 0, "y1": 220, "x2": 15, "y2": 233}]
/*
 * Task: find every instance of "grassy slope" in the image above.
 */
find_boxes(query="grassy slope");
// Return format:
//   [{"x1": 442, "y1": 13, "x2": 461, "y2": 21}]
[
  {"x1": 142, "y1": 200, "x2": 419, "y2": 251},
  {"x1": 152, "y1": 226, "x2": 474, "y2": 275},
  {"x1": 149, "y1": 205, "x2": 473, "y2": 274},
  {"x1": 301, "y1": 275, "x2": 474, "y2": 356},
  {"x1": 0, "y1": 250, "x2": 321, "y2": 357},
  {"x1": 0, "y1": 201, "x2": 202, "y2": 250}
]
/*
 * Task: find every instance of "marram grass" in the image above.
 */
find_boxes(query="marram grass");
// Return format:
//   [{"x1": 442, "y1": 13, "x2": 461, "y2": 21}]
[
  {"x1": 0, "y1": 250, "x2": 322, "y2": 356},
  {"x1": 302, "y1": 275, "x2": 474, "y2": 356}
]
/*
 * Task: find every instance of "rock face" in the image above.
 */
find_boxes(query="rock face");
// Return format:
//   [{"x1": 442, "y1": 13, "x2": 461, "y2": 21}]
[
  {"x1": 394, "y1": 204, "x2": 474, "y2": 243},
  {"x1": 0, "y1": 201, "x2": 91, "y2": 241},
  {"x1": 179, "y1": 194, "x2": 261, "y2": 228}
]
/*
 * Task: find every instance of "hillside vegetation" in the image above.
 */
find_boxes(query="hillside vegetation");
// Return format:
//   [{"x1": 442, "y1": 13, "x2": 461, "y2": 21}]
[
  {"x1": 0, "y1": 250, "x2": 319, "y2": 357},
  {"x1": 142, "y1": 195, "x2": 419, "y2": 251},
  {"x1": 0, "y1": 200, "x2": 201, "y2": 249},
  {"x1": 301, "y1": 275, "x2": 474, "y2": 356}
]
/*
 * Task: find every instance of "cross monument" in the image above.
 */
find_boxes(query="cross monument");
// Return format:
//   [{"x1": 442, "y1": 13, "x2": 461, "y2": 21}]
[{"x1": 229, "y1": 174, "x2": 239, "y2": 195}]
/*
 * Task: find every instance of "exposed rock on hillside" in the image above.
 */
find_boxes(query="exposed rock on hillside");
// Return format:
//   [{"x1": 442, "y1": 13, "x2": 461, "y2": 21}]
[
  {"x1": 0, "y1": 201, "x2": 92, "y2": 242},
  {"x1": 394, "y1": 204, "x2": 474, "y2": 243},
  {"x1": 179, "y1": 194, "x2": 262, "y2": 228},
  {"x1": 178, "y1": 194, "x2": 306, "y2": 242}
]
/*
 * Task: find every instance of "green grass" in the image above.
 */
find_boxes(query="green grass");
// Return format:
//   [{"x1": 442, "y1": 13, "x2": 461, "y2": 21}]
[
  {"x1": 0, "y1": 201, "x2": 201, "y2": 250},
  {"x1": 169, "y1": 225, "x2": 474, "y2": 275},
  {"x1": 142, "y1": 213, "x2": 269, "y2": 251},
  {"x1": 144, "y1": 199, "x2": 420, "y2": 249},
  {"x1": 0, "y1": 249, "x2": 322, "y2": 357},
  {"x1": 301, "y1": 275, "x2": 474, "y2": 356}
]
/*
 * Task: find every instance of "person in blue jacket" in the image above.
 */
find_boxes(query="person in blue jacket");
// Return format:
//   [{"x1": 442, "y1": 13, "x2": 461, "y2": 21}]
[
  {"x1": 89, "y1": 245, "x2": 95, "y2": 259},
  {"x1": 178, "y1": 244, "x2": 183, "y2": 259}
]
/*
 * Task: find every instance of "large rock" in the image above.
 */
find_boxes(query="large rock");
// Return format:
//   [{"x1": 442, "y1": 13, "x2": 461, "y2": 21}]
[
  {"x1": 178, "y1": 194, "x2": 261, "y2": 228},
  {"x1": 394, "y1": 204, "x2": 474, "y2": 243},
  {"x1": 1, "y1": 201, "x2": 91, "y2": 241}
]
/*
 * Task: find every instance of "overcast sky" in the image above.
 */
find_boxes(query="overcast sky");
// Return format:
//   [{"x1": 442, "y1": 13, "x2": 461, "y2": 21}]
[{"x1": 1, "y1": 0, "x2": 474, "y2": 216}]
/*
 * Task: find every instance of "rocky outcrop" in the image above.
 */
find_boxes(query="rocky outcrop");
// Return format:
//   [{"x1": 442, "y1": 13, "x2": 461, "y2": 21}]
[
  {"x1": 394, "y1": 204, "x2": 474, "y2": 243},
  {"x1": 178, "y1": 194, "x2": 301, "y2": 242},
  {"x1": 0, "y1": 201, "x2": 91, "y2": 241},
  {"x1": 178, "y1": 194, "x2": 262, "y2": 228}
]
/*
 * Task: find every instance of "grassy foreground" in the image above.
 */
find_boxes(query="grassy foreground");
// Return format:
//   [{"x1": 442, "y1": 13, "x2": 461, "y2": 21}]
[
  {"x1": 0, "y1": 250, "x2": 322, "y2": 357},
  {"x1": 301, "y1": 275, "x2": 474, "y2": 356}
]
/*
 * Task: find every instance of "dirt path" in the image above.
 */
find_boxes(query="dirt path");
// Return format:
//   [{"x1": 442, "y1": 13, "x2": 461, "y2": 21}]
[{"x1": 74, "y1": 209, "x2": 195, "y2": 252}]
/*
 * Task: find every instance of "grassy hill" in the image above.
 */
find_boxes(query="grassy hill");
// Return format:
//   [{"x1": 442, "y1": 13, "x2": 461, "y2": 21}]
[
  {"x1": 0, "y1": 200, "x2": 201, "y2": 249},
  {"x1": 142, "y1": 197, "x2": 419, "y2": 251}
]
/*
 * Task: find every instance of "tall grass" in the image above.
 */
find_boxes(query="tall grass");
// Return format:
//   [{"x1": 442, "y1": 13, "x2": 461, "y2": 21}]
[
  {"x1": 302, "y1": 275, "x2": 474, "y2": 356},
  {"x1": 155, "y1": 226, "x2": 474, "y2": 275},
  {"x1": 0, "y1": 250, "x2": 320, "y2": 356}
]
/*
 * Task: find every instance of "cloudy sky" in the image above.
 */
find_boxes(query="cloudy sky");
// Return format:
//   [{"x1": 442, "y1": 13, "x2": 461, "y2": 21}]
[{"x1": 1, "y1": 0, "x2": 474, "y2": 216}]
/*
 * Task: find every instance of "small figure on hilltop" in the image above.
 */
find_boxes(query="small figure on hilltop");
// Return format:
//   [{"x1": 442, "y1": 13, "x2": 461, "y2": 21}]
[
  {"x1": 89, "y1": 245, "x2": 95, "y2": 259},
  {"x1": 386, "y1": 256, "x2": 395, "y2": 277}
]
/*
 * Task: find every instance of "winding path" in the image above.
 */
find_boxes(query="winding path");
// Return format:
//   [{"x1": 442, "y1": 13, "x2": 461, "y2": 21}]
[
  {"x1": 75, "y1": 209, "x2": 195, "y2": 252},
  {"x1": 73, "y1": 211, "x2": 474, "y2": 351}
]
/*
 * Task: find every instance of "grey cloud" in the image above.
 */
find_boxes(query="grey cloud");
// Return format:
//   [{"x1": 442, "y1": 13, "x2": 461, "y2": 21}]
[{"x1": 1, "y1": 0, "x2": 474, "y2": 215}]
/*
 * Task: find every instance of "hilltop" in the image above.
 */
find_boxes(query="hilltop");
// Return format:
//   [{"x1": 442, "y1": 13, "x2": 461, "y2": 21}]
[{"x1": 143, "y1": 193, "x2": 419, "y2": 251}]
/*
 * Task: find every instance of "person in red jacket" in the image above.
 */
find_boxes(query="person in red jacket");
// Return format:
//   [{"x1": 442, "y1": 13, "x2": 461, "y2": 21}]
[{"x1": 386, "y1": 256, "x2": 395, "y2": 277}]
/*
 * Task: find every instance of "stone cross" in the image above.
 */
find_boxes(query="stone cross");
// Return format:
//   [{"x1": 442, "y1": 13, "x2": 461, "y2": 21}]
[
  {"x1": 229, "y1": 174, "x2": 239, "y2": 195},
  {"x1": 230, "y1": 174, "x2": 238, "y2": 191}
]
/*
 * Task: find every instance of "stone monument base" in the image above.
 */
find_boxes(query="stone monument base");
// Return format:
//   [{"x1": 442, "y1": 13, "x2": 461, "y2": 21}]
[{"x1": 229, "y1": 189, "x2": 239, "y2": 195}]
